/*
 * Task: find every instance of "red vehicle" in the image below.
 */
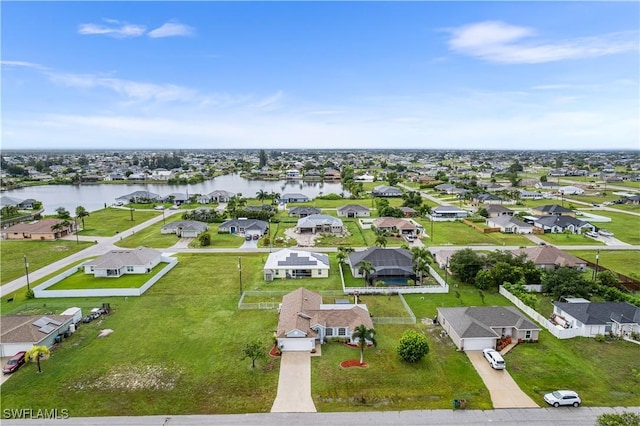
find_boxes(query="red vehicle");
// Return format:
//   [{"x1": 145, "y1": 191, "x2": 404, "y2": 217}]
[{"x1": 3, "y1": 351, "x2": 26, "y2": 374}]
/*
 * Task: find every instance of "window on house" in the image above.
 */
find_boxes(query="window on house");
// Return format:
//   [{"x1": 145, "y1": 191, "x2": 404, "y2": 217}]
[
  {"x1": 127, "y1": 266, "x2": 134, "y2": 272},
  {"x1": 338, "y1": 328, "x2": 346, "y2": 336},
  {"x1": 326, "y1": 328, "x2": 333, "y2": 336},
  {"x1": 525, "y1": 330, "x2": 532, "y2": 339}
]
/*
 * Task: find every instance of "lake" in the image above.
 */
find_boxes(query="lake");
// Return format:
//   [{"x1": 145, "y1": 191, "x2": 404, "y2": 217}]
[{"x1": 4, "y1": 174, "x2": 349, "y2": 215}]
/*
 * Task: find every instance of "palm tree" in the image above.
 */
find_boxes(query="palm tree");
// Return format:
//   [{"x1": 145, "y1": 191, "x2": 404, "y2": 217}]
[
  {"x1": 358, "y1": 261, "x2": 375, "y2": 286},
  {"x1": 411, "y1": 247, "x2": 431, "y2": 284},
  {"x1": 75, "y1": 205, "x2": 89, "y2": 228},
  {"x1": 256, "y1": 189, "x2": 268, "y2": 205},
  {"x1": 24, "y1": 345, "x2": 50, "y2": 373},
  {"x1": 374, "y1": 231, "x2": 388, "y2": 248},
  {"x1": 352, "y1": 324, "x2": 377, "y2": 365}
]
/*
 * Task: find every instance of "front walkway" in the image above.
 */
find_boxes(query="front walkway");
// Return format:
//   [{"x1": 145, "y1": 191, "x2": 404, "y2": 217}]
[
  {"x1": 466, "y1": 351, "x2": 538, "y2": 409},
  {"x1": 270, "y1": 351, "x2": 317, "y2": 413}
]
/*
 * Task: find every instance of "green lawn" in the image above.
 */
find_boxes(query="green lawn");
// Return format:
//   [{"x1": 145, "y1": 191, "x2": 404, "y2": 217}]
[
  {"x1": 78, "y1": 208, "x2": 160, "y2": 237},
  {"x1": 115, "y1": 221, "x2": 180, "y2": 248},
  {"x1": 416, "y1": 220, "x2": 532, "y2": 246},
  {"x1": 507, "y1": 335, "x2": 640, "y2": 407},
  {"x1": 47, "y1": 262, "x2": 168, "y2": 290},
  {"x1": 536, "y1": 233, "x2": 605, "y2": 246},
  {"x1": 0, "y1": 240, "x2": 94, "y2": 285},
  {"x1": 569, "y1": 250, "x2": 640, "y2": 280},
  {"x1": 583, "y1": 210, "x2": 640, "y2": 245}
]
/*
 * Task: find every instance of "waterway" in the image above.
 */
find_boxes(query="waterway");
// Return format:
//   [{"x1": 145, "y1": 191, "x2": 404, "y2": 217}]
[{"x1": 4, "y1": 175, "x2": 348, "y2": 215}]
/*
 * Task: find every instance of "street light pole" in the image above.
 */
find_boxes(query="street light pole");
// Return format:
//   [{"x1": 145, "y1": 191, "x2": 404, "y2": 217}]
[
  {"x1": 238, "y1": 257, "x2": 243, "y2": 296},
  {"x1": 23, "y1": 255, "x2": 30, "y2": 293},
  {"x1": 74, "y1": 218, "x2": 79, "y2": 244},
  {"x1": 593, "y1": 249, "x2": 600, "y2": 283}
]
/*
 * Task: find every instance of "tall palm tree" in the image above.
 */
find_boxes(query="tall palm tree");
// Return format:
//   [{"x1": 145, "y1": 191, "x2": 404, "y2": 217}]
[
  {"x1": 352, "y1": 324, "x2": 377, "y2": 365},
  {"x1": 75, "y1": 205, "x2": 89, "y2": 228},
  {"x1": 256, "y1": 189, "x2": 268, "y2": 205},
  {"x1": 358, "y1": 261, "x2": 375, "y2": 286},
  {"x1": 24, "y1": 345, "x2": 50, "y2": 373},
  {"x1": 411, "y1": 247, "x2": 432, "y2": 284}
]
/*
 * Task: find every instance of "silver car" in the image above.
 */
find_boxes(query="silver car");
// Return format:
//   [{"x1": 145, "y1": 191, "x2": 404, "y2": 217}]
[{"x1": 544, "y1": 390, "x2": 581, "y2": 407}]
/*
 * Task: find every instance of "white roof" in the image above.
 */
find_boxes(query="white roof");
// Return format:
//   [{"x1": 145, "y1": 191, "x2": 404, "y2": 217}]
[{"x1": 264, "y1": 249, "x2": 330, "y2": 270}]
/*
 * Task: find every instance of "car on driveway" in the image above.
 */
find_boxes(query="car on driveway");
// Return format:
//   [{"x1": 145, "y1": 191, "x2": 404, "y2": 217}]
[
  {"x1": 544, "y1": 390, "x2": 581, "y2": 407},
  {"x1": 482, "y1": 348, "x2": 505, "y2": 370},
  {"x1": 2, "y1": 351, "x2": 26, "y2": 374}
]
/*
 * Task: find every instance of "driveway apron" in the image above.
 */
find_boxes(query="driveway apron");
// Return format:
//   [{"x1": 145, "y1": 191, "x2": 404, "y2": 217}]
[
  {"x1": 467, "y1": 351, "x2": 539, "y2": 409},
  {"x1": 271, "y1": 352, "x2": 316, "y2": 413}
]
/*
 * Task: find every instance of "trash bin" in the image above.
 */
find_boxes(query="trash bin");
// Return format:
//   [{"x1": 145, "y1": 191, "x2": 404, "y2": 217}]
[
  {"x1": 54, "y1": 335, "x2": 62, "y2": 343},
  {"x1": 460, "y1": 399, "x2": 466, "y2": 409},
  {"x1": 453, "y1": 399, "x2": 460, "y2": 409}
]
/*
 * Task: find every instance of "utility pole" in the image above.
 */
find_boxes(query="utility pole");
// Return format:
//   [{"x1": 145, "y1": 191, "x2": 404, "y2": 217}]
[
  {"x1": 593, "y1": 249, "x2": 600, "y2": 283},
  {"x1": 238, "y1": 257, "x2": 243, "y2": 296},
  {"x1": 23, "y1": 255, "x2": 31, "y2": 293},
  {"x1": 74, "y1": 218, "x2": 79, "y2": 244}
]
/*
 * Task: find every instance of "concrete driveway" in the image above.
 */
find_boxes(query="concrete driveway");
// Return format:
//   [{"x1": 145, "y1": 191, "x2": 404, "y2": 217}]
[
  {"x1": 467, "y1": 351, "x2": 538, "y2": 409},
  {"x1": 271, "y1": 352, "x2": 316, "y2": 413}
]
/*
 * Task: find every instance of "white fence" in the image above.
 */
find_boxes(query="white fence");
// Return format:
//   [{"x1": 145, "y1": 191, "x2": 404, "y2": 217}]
[
  {"x1": 34, "y1": 256, "x2": 178, "y2": 298},
  {"x1": 499, "y1": 286, "x2": 584, "y2": 339},
  {"x1": 342, "y1": 264, "x2": 449, "y2": 295}
]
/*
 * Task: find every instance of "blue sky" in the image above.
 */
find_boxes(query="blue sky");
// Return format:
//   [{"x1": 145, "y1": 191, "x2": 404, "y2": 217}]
[{"x1": 2, "y1": 1, "x2": 639, "y2": 150}]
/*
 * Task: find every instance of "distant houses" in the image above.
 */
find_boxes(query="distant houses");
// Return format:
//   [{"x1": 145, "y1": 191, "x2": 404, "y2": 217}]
[
  {"x1": 371, "y1": 185, "x2": 403, "y2": 197},
  {"x1": 2, "y1": 218, "x2": 76, "y2": 241}
]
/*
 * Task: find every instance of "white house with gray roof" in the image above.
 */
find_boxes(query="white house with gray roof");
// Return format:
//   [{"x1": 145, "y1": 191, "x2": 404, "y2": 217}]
[
  {"x1": 437, "y1": 306, "x2": 541, "y2": 351},
  {"x1": 552, "y1": 301, "x2": 640, "y2": 338},
  {"x1": 337, "y1": 204, "x2": 371, "y2": 218},
  {"x1": 295, "y1": 214, "x2": 344, "y2": 234},
  {"x1": 263, "y1": 249, "x2": 330, "y2": 281},
  {"x1": 160, "y1": 220, "x2": 208, "y2": 238},
  {"x1": 83, "y1": 247, "x2": 162, "y2": 277}
]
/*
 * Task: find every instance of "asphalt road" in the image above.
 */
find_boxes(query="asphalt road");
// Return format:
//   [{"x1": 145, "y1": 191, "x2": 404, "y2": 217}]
[{"x1": 2, "y1": 407, "x2": 639, "y2": 425}]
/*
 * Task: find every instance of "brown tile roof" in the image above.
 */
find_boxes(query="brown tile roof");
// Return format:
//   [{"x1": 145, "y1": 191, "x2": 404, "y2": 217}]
[
  {"x1": 512, "y1": 245, "x2": 586, "y2": 267},
  {"x1": 4, "y1": 218, "x2": 66, "y2": 234},
  {"x1": 1, "y1": 315, "x2": 73, "y2": 344},
  {"x1": 372, "y1": 217, "x2": 416, "y2": 230}
]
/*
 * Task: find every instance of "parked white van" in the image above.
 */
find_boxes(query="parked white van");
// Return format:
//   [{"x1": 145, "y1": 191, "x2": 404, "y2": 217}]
[{"x1": 483, "y1": 348, "x2": 505, "y2": 370}]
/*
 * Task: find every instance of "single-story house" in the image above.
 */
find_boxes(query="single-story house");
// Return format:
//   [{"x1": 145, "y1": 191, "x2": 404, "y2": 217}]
[
  {"x1": 399, "y1": 207, "x2": 417, "y2": 217},
  {"x1": 296, "y1": 214, "x2": 344, "y2": 234},
  {"x1": 486, "y1": 215, "x2": 534, "y2": 234},
  {"x1": 219, "y1": 218, "x2": 269, "y2": 236},
  {"x1": 558, "y1": 186, "x2": 585, "y2": 195},
  {"x1": 115, "y1": 191, "x2": 161, "y2": 203},
  {"x1": 519, "y1": 190, "x2": 546, "y2": 200},
  {"x1": 430, "y1": 206, "x2": 469, "y2": 221},
  {"x1": 437, "y1": 306, "x2": 541, "y2": 351},
  {"x1": 348, "y1": 247, "x2": 416, "y2": 285},
  {"x1": 552, "y1": 301, "x2": 640, "y2": 338},
  {"x1": 263, "y1": 249, "x2": 330, "y2": 281},
  {"x1": 2, "y1": 218, "x2": 76, "y2": 241},
  {"x1": 288, "y1": 206, "x2": 321, "y2": 218},
  {"x1": 163, "y1": 193, "x2": 189, "y2": 205},
  {"x1": 83, "y1": 247, "x2": 162, "y2": 277},
  {"x1": 372, "y1": 217, "x2": 418, "y2": 236},
  {"x1": 511, "y1": 245, "x2": 587, "y2": 271},
  {"x1": 484, "y1": 205, "x2": 514, "y2": 218},
  {"x1": 474, "y1": 193, "x2": 509, "y2": 205},
  {"x1": 207, "y1": 190, "x2": 235, "y2": 203},
  {"x1": 323, "y1": 168, "x2": 342, "y2": 180},
  {"x1": 0, "y1": 195, "x2": 24, "y2": 208},
  {"x1": 535, "y1": 182, "x2": 560, "y2": 190},
  {"x1": 276, "y1": 288, "x2": 374, "y2": 352},
  {"x1": 434, "y1": 183, "x2": 458, "y2": 194},
  {"x1": 0, "y1": 315, "x2": 74, "y2": 357},
  {"x1": 160, "y1": 220, "x2": 208, "y2": 238},
  {"x1": 337, "y1": 204, "x2": 371, "y2": 218},
  {"x1": 279, "y1": 193, "x2": 310, "y2": 204},
  {"x1": 354, "y1": 173, "x2": 375, "y2": 182},
  {"x1": 18, "y1": 199, "x2": 37, "y2": 209},
  {"x1": 620, "y1": 195, "x2": 640, "y2": 205},
  {"x1": 531, "y1": 205, "x2": 576, "y2": 217},
  {"x1": 532, "y1": 215, "x2": 595, "y2": 234},
  {"x1": 285, "y1": 169, "x2": 301, "y2": 179},
  {"x1": 371, "y1": 185, "x2": 403, "y2": 197}
]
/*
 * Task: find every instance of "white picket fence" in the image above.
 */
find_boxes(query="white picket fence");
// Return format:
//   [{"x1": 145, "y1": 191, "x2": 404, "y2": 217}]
[{"x1": 499, "y1": 286, "x2": 584, "y2": 339}]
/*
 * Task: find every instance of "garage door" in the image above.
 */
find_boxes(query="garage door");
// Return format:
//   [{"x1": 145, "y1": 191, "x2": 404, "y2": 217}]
[
  {"x1": 279, "y1": 338, "x2": 314, "y2": 352},
  {"x1": 462, "y1": 338, "x2": 494, "y2": 351}
]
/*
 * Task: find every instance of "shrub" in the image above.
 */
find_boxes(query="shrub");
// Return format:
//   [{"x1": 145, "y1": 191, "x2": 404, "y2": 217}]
[
  {"x1": 198, "y1": 232, "x2": 211, "y2": 246},
  {"x1": 397, "y1": 330, "x2": 429, "y2": 363},
  {"x1": 595, "y1": 333, "x2": 606, "y2": 343},
  {"x1": 596, "y1": 412, "x2": 640, "y2": 426}
]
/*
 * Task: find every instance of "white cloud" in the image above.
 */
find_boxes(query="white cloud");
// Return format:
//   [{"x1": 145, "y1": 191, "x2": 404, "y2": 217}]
[
  {"x1": 251, "y1": 90, "x2": 284, "y2": 110},
  {"x1": 147, "y1": 22, "x2": 195, "y2": 38},
  {"x1": 78, "y1": 19, "x2": 146, "y2": 38},
  {"x1": 447, "y1": 21, "x2": 638, "y2": 64},
  {"x1": 1, "y1": 60, "x2": 48, "y2": 70}
]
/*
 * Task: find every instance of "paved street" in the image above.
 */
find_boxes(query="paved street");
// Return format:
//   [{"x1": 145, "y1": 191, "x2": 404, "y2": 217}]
[{"x1": 2, "y1": 407, "x2": 638, "y2": 425}]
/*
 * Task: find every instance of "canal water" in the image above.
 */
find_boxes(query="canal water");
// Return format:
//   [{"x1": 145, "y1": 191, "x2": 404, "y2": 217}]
[{"x1": 4, "y1": 174, "x2": 348, "y2": 215}]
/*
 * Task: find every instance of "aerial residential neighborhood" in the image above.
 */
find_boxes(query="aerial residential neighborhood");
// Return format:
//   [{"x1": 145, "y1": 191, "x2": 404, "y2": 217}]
[{"x1": 1, "y1": 0, "x2": 639, "y2": 424}]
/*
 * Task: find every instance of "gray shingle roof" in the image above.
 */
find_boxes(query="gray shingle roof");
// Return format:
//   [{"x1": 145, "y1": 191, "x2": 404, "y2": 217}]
[
  {"x1": 438, "y1": 306, "x2": 541, "y2": 339},
  {"x1": 553, "y1": 302, "x2": 640, "y2": 325},
  {"x1": 84, "y1": 247, "x2": 161, "y2": 269}
]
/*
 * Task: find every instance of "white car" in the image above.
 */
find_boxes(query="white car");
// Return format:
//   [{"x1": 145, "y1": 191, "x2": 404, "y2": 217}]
[
  {"x1": 482, "y1": 348, "x2": 505, "y2": 370},
  {"x1": 544, "y1": 390, "x2": 581, "y2": 407}
]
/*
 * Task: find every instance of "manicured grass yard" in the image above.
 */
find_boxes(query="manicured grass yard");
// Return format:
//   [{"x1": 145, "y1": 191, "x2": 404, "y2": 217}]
[
  {"x1": 569, "y1": 250, "x2": 640, "y2": 280},
  {"x1": 115, "y1": 221, "x2": 180, "y2": 248},
  {"x1": 581, "y1": 210, "x2": 640, "y2": 245},
  {"x1": 416, "y1": 220, "x2": 532, "y2": 246},
  {"x1": 47, "y1": 262, "x2": 168, "y2": 289},
  {"x1": 536, "y1": 232, "x2": 605, "y2": 246},
  {"x1": 78, "y1": 208, "x2": 160, "y2": 237},
  {"x1": 0, "y1": 240, "x2": 93, "y2": 285}
]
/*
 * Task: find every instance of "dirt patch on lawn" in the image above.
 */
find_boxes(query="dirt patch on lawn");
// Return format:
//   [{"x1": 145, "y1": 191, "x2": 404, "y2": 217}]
[
  {"x1": 340, "y1": 359, "x2": 368, "y2": 369},
  {"x1": 284, "y1": 228, "x2": 320, "y2": 247},
  {"x1": 53, "y1": 245, "x2": 70, "y2": 252},
  {"x1": 73, "y1": 364, "x2": 181, "y2": 391}
]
